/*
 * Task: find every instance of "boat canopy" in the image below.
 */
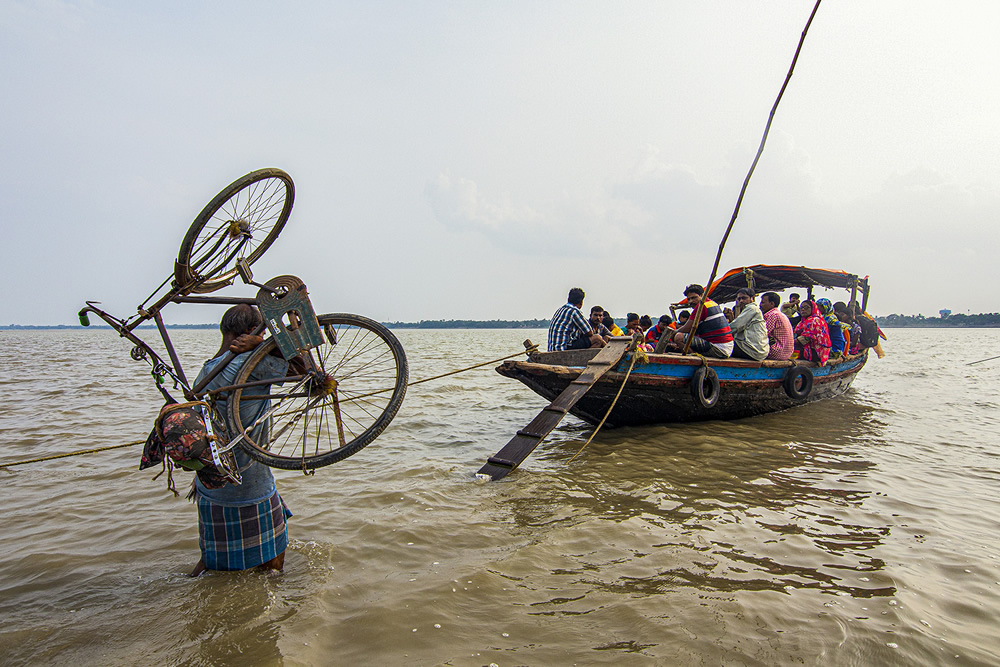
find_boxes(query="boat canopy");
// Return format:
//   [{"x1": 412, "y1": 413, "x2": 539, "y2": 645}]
[{"x1": 706, "y1": 265, "x2": 869, "y2": 303}]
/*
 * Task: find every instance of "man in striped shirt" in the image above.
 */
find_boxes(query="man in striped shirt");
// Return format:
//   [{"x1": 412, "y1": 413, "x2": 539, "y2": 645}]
[
  {"x1": 670, "y1": 284, "x2": 734, "y2": 358},
  {"x1": 547, "y1": 287, "x2": 606, "y2": 351}
]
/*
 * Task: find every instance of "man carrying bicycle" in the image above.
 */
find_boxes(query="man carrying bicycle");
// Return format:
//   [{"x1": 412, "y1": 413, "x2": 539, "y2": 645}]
[{"x1": 189, "y1": 304, "x2": 293, "y2": 577}]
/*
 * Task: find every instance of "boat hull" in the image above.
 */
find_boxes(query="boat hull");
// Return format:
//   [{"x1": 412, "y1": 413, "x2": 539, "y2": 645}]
[{"x1": 496, "y1": 350, "x2": 868, "y2": 427}]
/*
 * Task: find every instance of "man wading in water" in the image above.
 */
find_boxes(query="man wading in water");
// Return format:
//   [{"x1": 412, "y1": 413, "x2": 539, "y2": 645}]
[{"x1": 189, "y1": 304, "x2": 302, "y2": 577}]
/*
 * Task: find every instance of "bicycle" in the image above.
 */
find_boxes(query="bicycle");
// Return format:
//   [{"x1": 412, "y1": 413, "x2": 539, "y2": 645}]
[{"x1": 78, "y1": 168, "x2": 408, "y2": 473}]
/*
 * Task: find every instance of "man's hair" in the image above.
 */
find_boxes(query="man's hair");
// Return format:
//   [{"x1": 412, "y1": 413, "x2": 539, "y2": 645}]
[
  {"x1": 763, "y1": 291, "x2": 781, "y2": 308},
  {"x1": 591, "y1": 305, "x2": 604, "y2": 314},
  {"x1": 679, "y1": 310, "x2": 690, "y2": 319},
  {"x1": 568, "y1": 287, "x2": 585, "y2": 305},
  {"x1": 626, "y1": 312, "x2": 639, "y2": 323},
  {"x1": 683, "y1": 284, "x2": 704, "y2": 297},
  {"x1": 658, "y1": 314, "x2": 674, "y2": 325},
  {"x1": 736, "y1": 287, "x2": 755, "y2": 299},
  {"x1": 220, "y1": 304, "x2": 262, "y2": 336},
  {"x1": 790, "y1": 292, "x2": 801, "y2": 300}
]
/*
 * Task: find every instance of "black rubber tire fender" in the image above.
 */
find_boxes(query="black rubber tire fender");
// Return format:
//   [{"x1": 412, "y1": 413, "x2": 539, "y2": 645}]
[
  {"x1": 783, "y1": 365, "x2": 813, "y2": 399},
  {"x1": 690, "y1": 365, "x2": 720, "y2": 409}
]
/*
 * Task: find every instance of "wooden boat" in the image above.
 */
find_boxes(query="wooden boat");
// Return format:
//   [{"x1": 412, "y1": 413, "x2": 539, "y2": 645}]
[{"x1": 496, "y1": 265, "x2": 873, "y2": 427}]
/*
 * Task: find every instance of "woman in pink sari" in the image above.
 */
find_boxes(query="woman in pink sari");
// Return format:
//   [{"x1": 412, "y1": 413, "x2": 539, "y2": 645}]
[{"x1": 794, "y1": 300, "x2": 831, "y2": 365}]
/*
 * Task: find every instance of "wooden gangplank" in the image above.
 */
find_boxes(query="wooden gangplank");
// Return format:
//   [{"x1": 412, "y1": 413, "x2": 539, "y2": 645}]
[{"x1": 477, "y1": 338, "x2": 632, "y2": 480}]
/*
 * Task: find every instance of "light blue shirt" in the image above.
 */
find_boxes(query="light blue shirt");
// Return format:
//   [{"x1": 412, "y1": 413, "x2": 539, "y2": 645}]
[{"x1": 193, "y1": 350, "x2": 289, "y2": 506}]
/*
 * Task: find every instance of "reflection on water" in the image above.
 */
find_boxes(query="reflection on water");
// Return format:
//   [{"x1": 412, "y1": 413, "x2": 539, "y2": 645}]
[{"x1": 2, "y1": 328, "x2": 1000, "y2": 664}]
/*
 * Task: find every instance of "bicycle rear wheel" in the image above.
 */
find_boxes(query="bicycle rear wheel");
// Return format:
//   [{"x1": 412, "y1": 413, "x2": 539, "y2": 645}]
[
  {"x1": 175, "y1": 168, "x2": 293, "y2": 293},
  {"x1": 227, "y1": 313, "x2": 408, "y2": 470}
]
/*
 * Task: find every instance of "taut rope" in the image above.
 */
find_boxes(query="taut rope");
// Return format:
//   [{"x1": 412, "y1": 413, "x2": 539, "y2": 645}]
[{"x1": 1, "y1": 344, "x2": 540, "y2": 468}]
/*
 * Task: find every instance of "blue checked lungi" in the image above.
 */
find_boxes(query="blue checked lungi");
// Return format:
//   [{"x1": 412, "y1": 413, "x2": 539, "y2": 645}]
[{"x1": 197, "y1": 490, "x2": 292, "y2": 571}]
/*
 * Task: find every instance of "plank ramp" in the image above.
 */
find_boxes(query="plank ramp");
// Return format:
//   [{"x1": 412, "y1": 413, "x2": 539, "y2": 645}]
[{"x1": 477, "y1": 338, "x2": 632, "y2": 480}]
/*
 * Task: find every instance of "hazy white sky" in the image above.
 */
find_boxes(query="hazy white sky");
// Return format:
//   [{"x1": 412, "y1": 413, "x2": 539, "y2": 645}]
[{"x1": 2, "y1": 0, "x2": 997, "y2": 324}]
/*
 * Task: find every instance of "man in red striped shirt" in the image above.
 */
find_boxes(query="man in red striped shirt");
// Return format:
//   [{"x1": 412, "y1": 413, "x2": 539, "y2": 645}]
[{"x1": 670, "y1": 284, "x2": 734, "y2": 358}]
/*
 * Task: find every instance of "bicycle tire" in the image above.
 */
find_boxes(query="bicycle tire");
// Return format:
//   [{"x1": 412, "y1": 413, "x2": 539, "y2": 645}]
[
  {"x1": 227, "y1": 313, "x2": 408, "y2": 470},
  {"x1": 175, "y1": 168, "x2": 294, "y2": 293}
]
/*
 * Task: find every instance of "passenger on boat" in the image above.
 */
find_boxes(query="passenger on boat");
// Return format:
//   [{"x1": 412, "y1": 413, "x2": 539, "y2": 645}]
[
  {"x1": 639, "y1": 314, "x2": 653, "y2": 333},
  {"x1": 760, "y1": 291, "x2": 795, "y2": 360},
  {"x1": 189, "y1": 304, "x2": 295, "y2": 577},
  {"x1": 547, "y1": 288, "x2": 606, "y2": 351},
  {"x1": 645, "y1": 314, "x2": 676, "y2": 351},
  {"x1": 589, "y1": 306, "x2": 614, "y2": 342},
  {"x1": 625, "y1": 312, "x2": 642, "y2": 336},
  {"x1": 793, "y1": 300, "x2": 831, "y2": 365},
  {"x1": 728, "y1": 288, "x2": 768, "y2": 361},
  {"x1": 834, "y1": 301, "x2": 862, "y2": 355},
  {"x1": 781, "y1": 293, "x2": 802, "y2": 326},
  {"x1": 677, "y1": 310, "x2": 690, "y2": 327},
  {"x1": 849, "y1": 299, "x2": 884, "y2": 357},
  {"x1": 602, "y1": 311, "x2": 625, "y2": 337},
  {"x1": 670, "y1": 284, "x2": 734, "y2": 358},
  {"x1": 816, "y1": 298, "x2": 847, "y2": 359}
]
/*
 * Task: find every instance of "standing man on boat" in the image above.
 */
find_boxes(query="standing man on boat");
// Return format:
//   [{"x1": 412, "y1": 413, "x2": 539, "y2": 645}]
[
  {"x1": 670, "y1": 284, "x2": 734, "y2": 358},
  {"x1": 548, "y1": 288, "x2": 606, "y2": 351}
]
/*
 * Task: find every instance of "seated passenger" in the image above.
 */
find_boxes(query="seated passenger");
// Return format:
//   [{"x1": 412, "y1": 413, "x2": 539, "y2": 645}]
[
  {"x1": 759, "y1": 291, "x2": 795, "y2": 360},
  {"x1": 793, "y1": 300, "x2": 831, "y2": 365},
  {"x1": 639, "y1": 315, "x2": 653, "y2": 334},
  {"x1": 816, "y1": 298, "x2": 847, "y2": 359},
  {"x1": 589, "y1": 305, "x2": 613, "y2": 342},
  {"x1": 670, "y1": 284, "x2": 734, "y2": 358},
  {"x1": 834, "y1": 301, "x2": 862, "y2": 355},
  {"x1": 728, "y1": 288, "x2": 768, "y2": 361},
  {"x1": 547, "y1": 287, "x2": 606, "y2": 351},
  {"x1": 677, "y1": 310, "x2": 690, "y2": 327},
  {"x1": 625, "y1": 312, "x2": 642, "y2": 336},
  {"x1": 781, "y1": 293, "x2": 801, "y2": 325},
  {"x1": 645, "y1": 314, "x2": 676, "y2": 351},
  {"x1": 602, "y1": 310, "x2": 625, "y2": 336}
]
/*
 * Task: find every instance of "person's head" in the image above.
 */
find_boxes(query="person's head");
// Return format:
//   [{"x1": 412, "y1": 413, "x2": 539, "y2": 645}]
[
  {"x1": 683, "y1": 283, "x2": 704, "y2": 307},
  {"x1": 789, "y1": 292, "x2": 801, "y2": 305},
  {"x1": 735, "y1": 287, "x2": 755, "y2": 310},
  {"x1": 590, "y1": 305, "x2": 604, "y2": 325},
  {"x1": 220, "y1": 304, "x2": 262, "y2": 337},
  {"x1": 678, "y1": 310, "x2": 690, "y2": 323},
  {"x1": 567, "y1": 287, "x2": 585, "y2": 307},
  {"x1": 626, "y1": 312, "x2": 639, "y2": 326},
  {"x1": 761, "y1": 291, "x2": 780, "y2": 313},
  {"x1": 799, "y1": 300, "x2": 815, "y2": 318},
  {"x1": 816, "y1": 298, "x2": 833, "y2": 316},
  {"x1": 602, "y1": 311, "x2": 615, "y2": 328},
  {"x1": 639, "y1": 314, "x2": 653, "y2": 330},
  {"x1": 657, "y1": 314, "x2": 673, "y2": 328},
  {"x1": 833, "y1": 301, "x2": 853, "y2": 322}
]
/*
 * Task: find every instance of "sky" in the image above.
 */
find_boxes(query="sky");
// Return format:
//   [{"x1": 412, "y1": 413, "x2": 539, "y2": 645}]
[{"x1": 2, "y1": 0, "x2": 998, "y2": 325}]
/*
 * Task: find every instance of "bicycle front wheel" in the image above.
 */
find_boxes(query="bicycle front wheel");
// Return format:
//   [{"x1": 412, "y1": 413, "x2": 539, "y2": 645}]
[
  {"x1": 227, "y1": 313, "x2": 408, "y2": 470},
  {"x1": 175, "y1": 168, "x2": 294, "y2": 293}
]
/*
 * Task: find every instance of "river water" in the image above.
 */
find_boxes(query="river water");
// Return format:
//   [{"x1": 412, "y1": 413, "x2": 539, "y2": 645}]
[{"x1": 1, "y1": 327, "x2": 998, "y2": 665}]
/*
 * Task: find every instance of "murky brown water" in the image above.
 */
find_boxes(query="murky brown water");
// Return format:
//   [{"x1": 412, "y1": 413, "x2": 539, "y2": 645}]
[{"x1": 2, "y1": 328, "x2": 999, "y2": 665}]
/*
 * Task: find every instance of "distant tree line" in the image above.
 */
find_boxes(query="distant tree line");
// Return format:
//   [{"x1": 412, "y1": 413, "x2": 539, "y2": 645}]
[{"x1": 877, "y1": 313, "x2": 1000, "y2": 328}]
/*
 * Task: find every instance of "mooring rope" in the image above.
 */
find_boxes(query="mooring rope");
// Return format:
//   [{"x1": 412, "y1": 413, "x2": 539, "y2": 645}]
[
  {"x1": 1, "y1": 440, "x2": 146, "y2": 468},
  {"x1": 1, "y1": 344, "x2": 540, "y2": 468}
]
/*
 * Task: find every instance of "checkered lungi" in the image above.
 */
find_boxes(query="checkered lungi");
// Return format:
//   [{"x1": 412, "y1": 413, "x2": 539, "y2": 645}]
[{"x1": 197, "y1": 491, "x2": 291, "y2": 571}]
